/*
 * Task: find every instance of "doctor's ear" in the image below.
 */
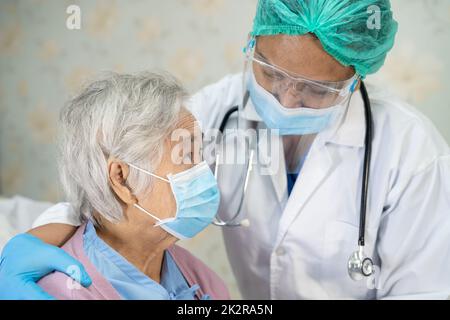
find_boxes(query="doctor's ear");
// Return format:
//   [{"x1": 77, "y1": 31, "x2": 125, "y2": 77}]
[{"x1": 107, "y1": 159, "x2": 137, "y2": 205}]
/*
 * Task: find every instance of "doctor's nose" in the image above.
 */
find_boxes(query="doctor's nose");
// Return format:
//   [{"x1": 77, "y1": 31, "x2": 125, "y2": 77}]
[{"x1": 275, "y1": 88, "x2": 303, "y2": 109}]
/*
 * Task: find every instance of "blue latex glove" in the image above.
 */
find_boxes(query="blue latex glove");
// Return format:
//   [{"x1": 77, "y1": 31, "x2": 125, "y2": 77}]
[{"x1": 0, "y1": 233, "x2": 92, "y2": 300}]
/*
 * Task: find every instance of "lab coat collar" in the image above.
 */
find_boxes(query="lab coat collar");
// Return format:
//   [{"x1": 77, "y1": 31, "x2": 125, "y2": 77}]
[
  {"x1": 240, "y1": 97, "x2": 262, "y2": 122},
  {"x1": 242, "y1": 98, "x2": 287, "y2": 203},
  {"x1": 257, "y1": 126, "x2": 287, "y2": 203},
  {"x1": 275, "y1": 140, "x2": 336, "y2": 248},
  {"x1": 317, "y1": 90, "x2": 366, "y2": 149}
]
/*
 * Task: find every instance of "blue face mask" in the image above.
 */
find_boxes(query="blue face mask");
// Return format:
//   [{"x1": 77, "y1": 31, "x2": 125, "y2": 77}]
[
  {"x1": 127, "y1": 161, "x2": 220, "y2": 240},
  {"x1": 246, "y1": 71, "x2": 346, "y2": 135}
]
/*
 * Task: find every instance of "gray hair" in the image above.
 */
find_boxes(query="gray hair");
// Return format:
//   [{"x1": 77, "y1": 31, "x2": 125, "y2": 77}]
[{"x1": 58, "y1": 71, "x2": 187, "y2": 223}]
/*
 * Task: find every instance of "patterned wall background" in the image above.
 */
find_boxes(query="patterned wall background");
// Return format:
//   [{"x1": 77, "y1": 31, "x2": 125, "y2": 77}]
[{"x1": 0, "y1": 0, "x2": 449, "y2": 299}]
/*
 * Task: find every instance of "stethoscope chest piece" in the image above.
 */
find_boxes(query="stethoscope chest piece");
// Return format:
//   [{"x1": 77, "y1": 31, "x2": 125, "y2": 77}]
[{"x1": 348, "y1": 246, "x2": 374, "y2": 281}]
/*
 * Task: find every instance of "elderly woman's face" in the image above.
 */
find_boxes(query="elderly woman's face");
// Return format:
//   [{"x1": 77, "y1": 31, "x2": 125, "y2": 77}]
[{"x1": 136, "y1": 109, "x2": 202, "y2": 222}]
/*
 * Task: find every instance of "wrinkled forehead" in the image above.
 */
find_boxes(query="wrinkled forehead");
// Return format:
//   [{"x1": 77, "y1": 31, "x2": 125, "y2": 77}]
[
  {"x1": 254, "y1": 34, "x2": 355, "y2": 82},
  {"x1": 174, "y1": 109, "x2": 200, "y2": 133},
  {"x1": 166, "y1": 109, "x2": 203, "y2": 150}
]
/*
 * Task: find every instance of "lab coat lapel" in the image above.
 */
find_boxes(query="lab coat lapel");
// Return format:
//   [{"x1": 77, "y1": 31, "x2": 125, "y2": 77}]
[
  {"x1": 257, "y1": 129, "x2": 287, "y2": 204},
  {"x1": 273, "y1": 91, "x2": 366, "y2": 247},
  {"x1": 275, "y1": 142, "x2": 337, "y2": 247},
  {"x1": 245, "y1": 98, "x2": 288, "y2": 204}
]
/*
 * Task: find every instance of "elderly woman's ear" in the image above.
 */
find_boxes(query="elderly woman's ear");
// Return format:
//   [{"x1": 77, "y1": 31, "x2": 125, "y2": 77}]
[{"x1": 107, "y1": 159, "x2": 137, "y2": 205}]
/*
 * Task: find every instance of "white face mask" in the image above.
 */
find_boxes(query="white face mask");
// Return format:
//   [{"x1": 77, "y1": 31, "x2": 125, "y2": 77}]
[{"x1": 127, "y1": 161, "x2": 220, "y2": 240}]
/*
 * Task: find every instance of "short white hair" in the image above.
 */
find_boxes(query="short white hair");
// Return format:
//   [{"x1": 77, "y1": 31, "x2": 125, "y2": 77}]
[{"x1": 58, "y1": 71, "x2": 187, "y2": 223}]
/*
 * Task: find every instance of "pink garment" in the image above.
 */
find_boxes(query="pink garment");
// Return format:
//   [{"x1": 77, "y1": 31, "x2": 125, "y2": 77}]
[{"x1": 38, "y1": 224, "x2": 230, "y2": 300}]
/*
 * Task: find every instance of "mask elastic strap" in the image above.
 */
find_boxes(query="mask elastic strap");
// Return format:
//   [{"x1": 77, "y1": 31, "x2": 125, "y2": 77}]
[
  {"x1": 133, "y1": 203, "x2": 164, "y2": 226},
  {"x1": 349, "y1": 76, "x2": 361, "y2": 93},
  {"x1": 127, "y1": 163, "x2": 170, "y2": 183},
  {"x1": 243, "y1": 36, "x2": 256, "y2": 55}
]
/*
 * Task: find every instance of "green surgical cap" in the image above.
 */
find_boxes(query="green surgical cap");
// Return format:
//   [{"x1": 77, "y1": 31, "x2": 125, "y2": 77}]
[{"x1": 251, "y1": 0, "x2": 398, "y2": 77}]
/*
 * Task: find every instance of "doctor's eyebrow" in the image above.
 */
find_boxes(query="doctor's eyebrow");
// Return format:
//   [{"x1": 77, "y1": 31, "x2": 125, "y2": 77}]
[{"x1": 254, "y1": 49, "x2": 269, "y2": 62}]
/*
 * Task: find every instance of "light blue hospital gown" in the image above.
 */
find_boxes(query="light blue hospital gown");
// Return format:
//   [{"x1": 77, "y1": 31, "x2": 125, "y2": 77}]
[{"x1": 83, "y1": 221, "x2": 208, "y2": 300}]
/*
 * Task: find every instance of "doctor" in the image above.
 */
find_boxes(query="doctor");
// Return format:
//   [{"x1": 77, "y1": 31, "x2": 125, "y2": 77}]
[{"x1": 1, "y1": 0, "x2": 450, "y2": 299}]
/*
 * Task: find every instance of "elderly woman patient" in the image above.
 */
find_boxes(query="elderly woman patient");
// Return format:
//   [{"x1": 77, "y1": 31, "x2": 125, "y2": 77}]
[{"x1": 37, "y1": 72, "x2": 229, "y2": 300}]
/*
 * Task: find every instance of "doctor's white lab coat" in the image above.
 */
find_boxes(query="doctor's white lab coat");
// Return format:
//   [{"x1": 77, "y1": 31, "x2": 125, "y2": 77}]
[{"x1": 35, "y1": 74, "x2": 450, "y2": 299}]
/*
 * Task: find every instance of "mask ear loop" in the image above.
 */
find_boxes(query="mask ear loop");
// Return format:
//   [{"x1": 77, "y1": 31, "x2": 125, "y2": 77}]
[
  {"x1": 126, "y1": 162, "x2": 171, "y2": 227},
  {"x1": 338, "y1": 75, "x2": 360, "y2": 98},
  {"x1": 133, "y1": 204, "x2": 163, "y2": 227},
  {"x1": 127, "y1": 163, "x2": 170, "y2": 183}
]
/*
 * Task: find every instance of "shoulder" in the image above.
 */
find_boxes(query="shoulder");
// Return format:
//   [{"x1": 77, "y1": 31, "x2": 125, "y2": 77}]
[
  {"x1": 367, "y1": 84, "x2": 449, "y2": 173},
  {"x1": 37, "y1": 224, "x2": 113, "y2": 300},
  {"x1": 37, "y1": 228, "x2": 82, "y2": 300},
  {"x1": 32, "y1": 202, "x2": 82, "y2": 229},
  {"x1": 37, "y1": 269, "x2": 76, "y2": 300},
  {"x1": 191, "y1": 73, "x2": 243, "y2": 101},
  {"x1": 168, "y1": 245, "x2": 230, "y2": 300}
]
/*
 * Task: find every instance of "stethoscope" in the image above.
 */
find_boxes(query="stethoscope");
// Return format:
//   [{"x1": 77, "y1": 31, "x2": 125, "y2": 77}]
[
  {"x1": 212, "y1": 92, "x2": 251, "y2": 228},
  {"x1": 212, "y1": 81, "x2": 375, "y2": 282}
]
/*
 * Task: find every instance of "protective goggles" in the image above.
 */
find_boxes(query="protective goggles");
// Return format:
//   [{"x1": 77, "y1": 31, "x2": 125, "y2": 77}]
[{"x1": 244, "y1": 37, "x2": 359, "y2": 109}]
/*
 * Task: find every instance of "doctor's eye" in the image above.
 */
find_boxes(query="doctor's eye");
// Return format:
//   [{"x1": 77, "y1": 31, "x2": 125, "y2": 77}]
[
  {"x1": 262, "y1": 68, "x2": 285, "y2": 82},
  {"x1": 301, "y1": 85, "x2": 324, "y2": 96}
]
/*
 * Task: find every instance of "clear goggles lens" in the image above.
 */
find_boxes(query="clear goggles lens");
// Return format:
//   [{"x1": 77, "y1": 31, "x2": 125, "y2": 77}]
[{"x1": 244, "y1": 40, "x2": 359, "y2": 109}]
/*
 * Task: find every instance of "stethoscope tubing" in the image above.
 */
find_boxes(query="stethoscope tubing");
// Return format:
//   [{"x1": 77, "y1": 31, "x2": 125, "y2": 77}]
[{"x1": 212, "y1": 83, "x2": 374, "y2": 280}]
